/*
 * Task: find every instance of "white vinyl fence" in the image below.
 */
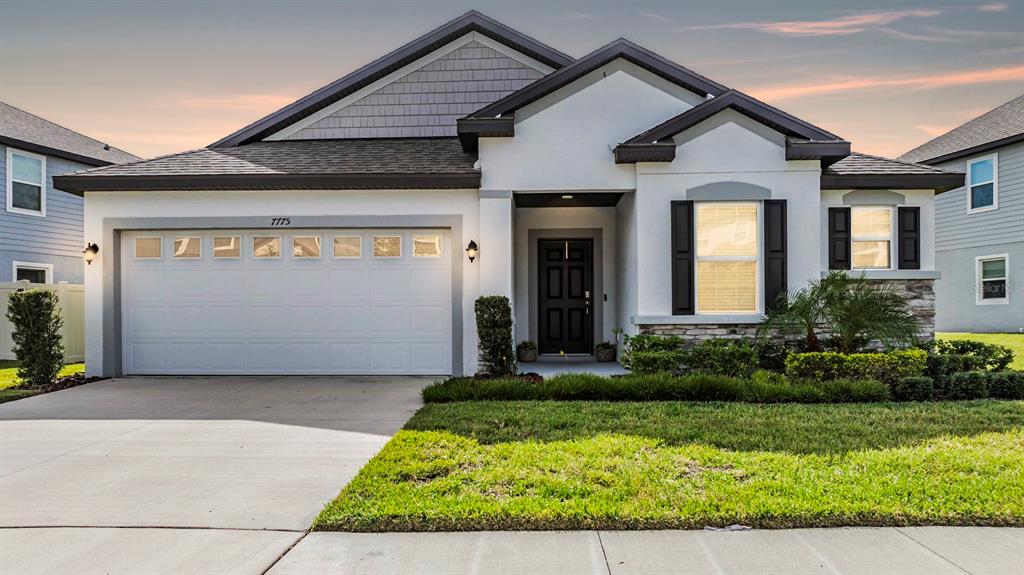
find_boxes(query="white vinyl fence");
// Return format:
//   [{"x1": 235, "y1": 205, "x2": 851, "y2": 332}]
[{"x1": 0, "y1": 282, "x2": 85, "y2": 363}]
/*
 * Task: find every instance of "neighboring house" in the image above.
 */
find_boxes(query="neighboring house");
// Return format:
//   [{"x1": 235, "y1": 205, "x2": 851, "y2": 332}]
[
  {"x1": 56, "y1": 11, "x2": 962, "y2": 377},
  {"x1": 900, "y1": 95, "x2": 1024, "y2": 333},
  {"x1": 1, "y1": 101, "x2": 138, "y2": 284}
]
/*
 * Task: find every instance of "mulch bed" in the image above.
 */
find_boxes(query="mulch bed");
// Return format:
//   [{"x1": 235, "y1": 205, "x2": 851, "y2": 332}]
[{"x1": 9, "y1": 373, "x2": 106, "y2": 395}]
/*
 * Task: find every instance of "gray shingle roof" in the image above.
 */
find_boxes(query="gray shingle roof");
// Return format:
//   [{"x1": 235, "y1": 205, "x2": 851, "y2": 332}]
[
  {"x1": 825, "y1": 152, "x2": 958, "y2": 176},
  {"x1": 0, "y1": 101, "x2": 139, "y2": 165},
  {"x1": 69, "y1": 138, "x2": 477, "y2": 177},
  {"x1": 898, "y1": 94, "x2": 1024, "y2": 164}
]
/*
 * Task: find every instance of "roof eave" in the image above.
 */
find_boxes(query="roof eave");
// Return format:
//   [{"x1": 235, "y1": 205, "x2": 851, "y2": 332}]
[
  {"x1": 912, "y1": 132, "x2": 1024, "y2": 165},
  {"x1": 613, "y1": 143, "x2": 676, "y2": 164},
  {"x1": 456, "y1": 116, "x2": 515, "y2": 152},
  {"x1": 0, "y1": 135, "x2": 116, "y2": 167},
  {"x1": 52, "y1": 172, "x2": 482, "y2": 195},
  {"x1": 785, "y1": 139, "x2": 851, "y2": 167},
  {"x1": 820, "y1": 173, "x2": 965, "y2": 194}
]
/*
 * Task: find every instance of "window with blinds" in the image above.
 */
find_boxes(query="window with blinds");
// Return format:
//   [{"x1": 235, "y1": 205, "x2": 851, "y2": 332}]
[
  {"x1": 851, "y1": 207, "x2": 892, "y2": 269},
  {"x1": 695, "y1": 203, "x2": 758, "y2": 313}
]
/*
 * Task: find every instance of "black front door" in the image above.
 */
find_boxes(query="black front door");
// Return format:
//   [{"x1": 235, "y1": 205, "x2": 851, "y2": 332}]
[{"x1": 538, "y1": 239, "x2": 593, "y2": 355}]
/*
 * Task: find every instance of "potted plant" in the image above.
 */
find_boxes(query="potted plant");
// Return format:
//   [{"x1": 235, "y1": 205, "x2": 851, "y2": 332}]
[
  {"x1": 595, "y1": 341, "x2": 616, "y2": 362},
  {"x1": 517, "y1": 340, "x2": 537, "y2": 363}
]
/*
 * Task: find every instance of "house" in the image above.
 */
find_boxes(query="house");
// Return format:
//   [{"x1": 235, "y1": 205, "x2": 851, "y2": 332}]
[
  {"x1": 55, "y1": 11, "x2": 963, "y2": 377},
  {"x1": 1, "y1": 101, "x2": 138, "y2": 284},
  {"x1": 899, "y1": 95, "x2": 1023, "y2": 333}
]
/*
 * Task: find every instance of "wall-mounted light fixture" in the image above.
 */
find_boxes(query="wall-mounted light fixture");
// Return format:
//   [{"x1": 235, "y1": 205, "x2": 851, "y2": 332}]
[
  {"x1": 83, "y1": 243, "x2": 99, "y2": 265},
  {"x1": 465, "y1": 240, "x2": 478, "y2": 263}
]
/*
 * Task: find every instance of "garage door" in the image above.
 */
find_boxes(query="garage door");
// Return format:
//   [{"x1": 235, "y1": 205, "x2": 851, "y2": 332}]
[{"x1": 121, "y1": 229, "x2": 452, "y2": 375}]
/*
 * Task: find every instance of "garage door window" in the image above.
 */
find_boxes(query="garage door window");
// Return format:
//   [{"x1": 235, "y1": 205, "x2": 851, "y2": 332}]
[
  {"x1": 293, "y1": 236, "x2": 321, "y2": 258},
  {"x1": 373, "y1": 236, "x2": 401, "y2": 258},
  {"x1": 333, "y1": 236, "x2": 361, "y2": 258},
  {"x1": 213, "y1": 237, "x2": 240, "y2": 258},
  {"x1": 253, "y1": 237, "x2": 281, "y2": 258},
  {"x1": 413, "y1": 235, "x2": 442, "y2": 257},
  {"x1": 173, "y1": 237, "x2": 201, "y2": 258},
  {"x1": 135, "y1": 237, "x2": 161, "y2": 258}
]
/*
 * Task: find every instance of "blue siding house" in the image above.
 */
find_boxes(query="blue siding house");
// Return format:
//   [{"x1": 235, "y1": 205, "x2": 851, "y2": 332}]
[
  {"x1": 900, "y1": 94, "x2": 1024, "y2": 333},
  {"x1": 1, "y1": 102, "x2": 138, "y2": 283}
]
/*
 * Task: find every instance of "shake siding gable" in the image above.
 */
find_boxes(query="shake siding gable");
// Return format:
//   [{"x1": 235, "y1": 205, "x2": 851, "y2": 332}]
[{"x1": 282, "y1": 41, "x2": 546, "y2": 140}]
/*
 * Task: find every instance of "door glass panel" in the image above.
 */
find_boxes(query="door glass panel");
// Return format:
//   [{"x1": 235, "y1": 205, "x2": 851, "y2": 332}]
[
  {"x1": 413, "y1": 235, "x2": 441, "y2": 257},
  {"x1": 293, "y1": 236, "x2": 321, "y2": 258},
  {"x1": 333, "y1": 236, "x2": 361, "y2": 258},
  {"x1": 373, "y1": 236, "x2": 401, "y2": 257},
  {"x1": 213, "y1": 237, "x2": 240, "y2": 258},
  {"x1": 173, "y1": 237, "x2": 201, "y2": 258},
  {"x1": 253, "y1": 237, "x2": 280, "y2": 258},
  {"x1": 135, "y1": 237, "x2": 161, "y2": 258}
]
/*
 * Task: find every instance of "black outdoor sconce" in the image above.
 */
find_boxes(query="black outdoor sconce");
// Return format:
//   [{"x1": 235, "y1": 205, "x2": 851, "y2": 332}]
[
  {"x1": 465, "y1": 240, "x2": 478, "y2": 263},
  {"x1": 83, "y1": 243, "x2": 99, "y2": 265}
]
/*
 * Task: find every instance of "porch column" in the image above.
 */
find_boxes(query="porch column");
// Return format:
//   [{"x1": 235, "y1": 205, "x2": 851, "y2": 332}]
[{"x1": 478, "y1": 190, "x2": 514, "y2": 298}]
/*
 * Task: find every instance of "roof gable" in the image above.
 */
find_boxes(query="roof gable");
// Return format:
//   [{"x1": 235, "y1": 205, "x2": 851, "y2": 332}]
[
  {"x1": 210, "y1": 11, "x2": 572, "y2": 148},
  {"x1": 614, "y1": 90, "x2": 850, "y2": 164},
  {"x1": 899, "y1": 94, "x2": 1024, "y2": 164}
]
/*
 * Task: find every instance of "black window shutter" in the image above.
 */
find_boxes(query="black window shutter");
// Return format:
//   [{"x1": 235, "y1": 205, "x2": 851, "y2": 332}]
[
  {"x1": 897, "y1": 206, "x2": 921, "y2": 270},
  {"x1": 671, "y1": 201, "x2": 695, "y2": 315},
  {"x1": 764, "y1": 200, "x2": 787, "y2": 311},
  {"x1": 828, "y1": 207, "x2": 851, "y2": 270}
]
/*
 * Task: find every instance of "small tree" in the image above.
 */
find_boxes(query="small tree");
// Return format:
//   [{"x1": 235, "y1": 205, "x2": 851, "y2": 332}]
[
  {"x1": 475, "y1": 295, "x2": 515, "y2": 376},
  {"x1": 7, "y1": 289, "x2": 65, "y2": 388},
  {"x1": 758, "y1": 282, "x2": 829, "y2": 352}
]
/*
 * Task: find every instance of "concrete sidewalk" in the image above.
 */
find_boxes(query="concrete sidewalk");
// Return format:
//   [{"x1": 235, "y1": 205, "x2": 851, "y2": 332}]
[{"x1": 269, "y1": 527, "x2": 1023, "y2": 575}]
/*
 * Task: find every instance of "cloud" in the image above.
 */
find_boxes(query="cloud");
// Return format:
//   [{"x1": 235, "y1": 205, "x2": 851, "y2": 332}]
[
  {"x1": 639, "y1": 12, "x2": 673, "y2": 23},
  {"x1": 687, "y1": 9, "x2": 942, "y2": 37},
  {"x1": 173, "y1": 93, "x2": 297, "y2": 111},
  {"x1": 748, "y1": 65, "x2": 1024, "y2": 101},
  {"x1": 916, "y1": 124, "x2": 956, "y2": 137},
  {"x1": 977, "y1": 3, "x2": 1010, "y2": 12}
]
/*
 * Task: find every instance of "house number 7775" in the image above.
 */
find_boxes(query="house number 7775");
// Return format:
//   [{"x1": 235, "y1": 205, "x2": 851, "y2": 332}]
[{"x1": 270, "y1": 218, "x2": 291, "y2": 226}]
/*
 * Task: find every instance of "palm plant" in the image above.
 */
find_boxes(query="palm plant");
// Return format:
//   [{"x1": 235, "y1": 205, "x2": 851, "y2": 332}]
[{"x1": 759, "y1": 271, "x2": 920, "y2": 354}]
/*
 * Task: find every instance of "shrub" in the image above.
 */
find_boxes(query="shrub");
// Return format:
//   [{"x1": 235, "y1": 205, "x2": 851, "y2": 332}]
[
  {"x1": 6, "y1": 289, "x2": 65, "y2": 389},
  {"x1": 931, "y1": 340, "x2": 1014, "y2": 372},
  {"x1": 620, "y1": 334, "x2": 683, "y2": 369},
  {"x1": 813, "y1": 378, "x2": 890, "y2": 403},
  {"x1": 988, "y1": 371, "x2": 1024, "y2": 400},
  {"x1": 754, "y1": 340, "x2": 790, "y2": 372},
  {"x1": 631, "y1": 350, "x2": 686, "y2": 375},
  {"x1": 784, "y1": 348, "x2": 926, "y2": 386},
  {"x1": 474, "y1": 296, "x2": 515, "y2": 376},
  {"x1": 946, "y1": 371, "x2": 990, "y2": 400},
  {"x1": 892, "y1": 376, "x2": 934, "y2": 402},
  {"x1": 684, "y1": 339, "x2": 758, "y2": 378}
]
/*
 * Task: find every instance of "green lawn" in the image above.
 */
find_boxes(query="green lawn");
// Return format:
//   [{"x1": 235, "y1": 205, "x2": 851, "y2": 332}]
[
  {"x1": 315, "y1": 401, "x2": 1024, "y2": 532},
  {"x1": 0, "y1": 362, "x2": 85, "y2": 403},
  {"x1": 938, "y1": 333, "x2": 1024, "y2": 370}
]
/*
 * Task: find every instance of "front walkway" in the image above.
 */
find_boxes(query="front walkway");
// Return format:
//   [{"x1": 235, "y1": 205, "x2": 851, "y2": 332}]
[
  {"x1": 0, "y1": 376, "x2": 427, "y2": 574},
  {"x1": 270, "y1": 527, "x2": 1022, "y2": 575},
  {"x1": 527, "y1": 357, "x2": 629, "y2": 377}
]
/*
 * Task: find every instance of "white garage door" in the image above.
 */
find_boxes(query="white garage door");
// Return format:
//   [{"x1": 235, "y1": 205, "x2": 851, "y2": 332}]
[{"x1": 121, "y1": 229, "x2": 452, "y2": 375}]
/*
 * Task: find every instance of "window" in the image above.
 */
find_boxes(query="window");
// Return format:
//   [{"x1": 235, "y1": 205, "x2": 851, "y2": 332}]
[
  {"x1": 695, "y1": 203, "x2": 758, "y2": 313},
  {"x1": 413, "y1": 235, "x2": 441, "y2": 257},
  {"x1": 173, "y1": 237, "x2": 201, "y2": 258},
  {"x1": 213, "y1": 236, "x2": 240, "y2": 258},
  {"x1": 293, "y1": 236, "x2": 321, "y2": 258},
  {"x1": 851, "y1": 207, "x2": 892, "y2": 270},
  {"x1": 135, "y1": 237, "x2": 162, "y2": 258},
  {"x1": 333, "y1": 236, "x2": 361, "y2": 258},
  {"x1": 977, "y1": 254, "x2": 1008, "y2": 305},
  {"x1": 967, "y1": 155, "x2": 997, "y2": 213},
  {"x1": 373, "y1": 235, "x2": 401, "y2": 257},
  {"x1": 6, "y1": 148, "x2": 46, "y2": 216},
  {"x1": 253, "y1": 236, "x2": 280, "y2": 258},
  {"x1": 12, "y1": 261, "x2": 52, "y2": 284}
]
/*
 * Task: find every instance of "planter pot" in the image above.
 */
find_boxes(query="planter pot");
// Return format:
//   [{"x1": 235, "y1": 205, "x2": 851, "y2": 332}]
[
  {"x1": 595, "y1": 347, "x2": 616, "y2": 362},
  {"x1": 518, "y1": 349, "x2": 537, "y2": 363}
]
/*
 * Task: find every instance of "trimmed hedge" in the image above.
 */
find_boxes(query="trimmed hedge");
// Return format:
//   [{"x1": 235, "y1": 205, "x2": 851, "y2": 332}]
[
  {"x1": 628, "y1": 338, "x2": 759, "y2": 377},
  {"x1": 620, "y1": 334, "x2": 684, "y2": 370},
  {"x1": 931, "y1": 339, "x2": 1014, "y2": 372},
  {"x1": 947, "y1": 371, "x2": 989, "y2": 400},
  {"x1": 474, "y1": 296, "x2": 515, "y2": 376},
  {"x1": 6, "y1": 289, "x2": 65, "y2": 389},
  {"x1": 990, "y1": 371, "x2": 1024, "y2": 400},
  {"x1": 422, "y1": 372, "x2": 889, "y2": 404},
  {"x1": 631, "y1": 350, "x2": 687, "y2": 375},
  {"x1": 784, "y1": 349, "x2": 927, "y2": 386},
  {"x1": 892, "y1": 376, "x2": 934, "y2": 402}
]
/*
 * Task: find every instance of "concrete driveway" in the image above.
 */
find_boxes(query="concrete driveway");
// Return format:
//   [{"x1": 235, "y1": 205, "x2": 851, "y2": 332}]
[{"x1": 0, "y1": 376, "x2": 427, "y2": 574}]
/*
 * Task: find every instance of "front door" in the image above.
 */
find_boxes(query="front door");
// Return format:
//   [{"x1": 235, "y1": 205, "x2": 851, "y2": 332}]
[{"x1": 538, "y1": 239, "x2": 593, "y2": 355}]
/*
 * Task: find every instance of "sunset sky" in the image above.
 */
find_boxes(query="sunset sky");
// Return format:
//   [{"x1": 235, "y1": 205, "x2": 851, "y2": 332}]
[{"x1": 2, "y1": 0, "x2": 1022, "y2": 159}]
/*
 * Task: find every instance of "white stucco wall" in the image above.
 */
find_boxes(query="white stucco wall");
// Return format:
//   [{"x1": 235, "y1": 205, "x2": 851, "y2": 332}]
[
  {"x1": 615, "y1": 193, "x2": 638, "y2": 335},
  {"x1": 634, "y1": 109, "x2": 823, "y2": 321},
  {"x1": 512, "y1": 205, "x2": 618, "y2": 345},
  {"x1": 83, "y1": 188, "x2": 483, "y2": 377},
  {"x1": 820, "y1": 188, "x2": 937, "y2": 272},
  {"x1": 479, "y1": 60, "x2": 702, "y2": 192}
]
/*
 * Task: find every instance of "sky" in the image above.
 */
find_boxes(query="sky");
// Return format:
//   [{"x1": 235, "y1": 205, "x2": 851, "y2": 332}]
[{"x1": 1, "y1": 0, "x2": 1022, "y2": 159}]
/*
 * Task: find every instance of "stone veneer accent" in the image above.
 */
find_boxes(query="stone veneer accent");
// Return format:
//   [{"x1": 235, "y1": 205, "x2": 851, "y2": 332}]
[{"x1": 638, "y1": 279, "x2": 936, "y2": 343}]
